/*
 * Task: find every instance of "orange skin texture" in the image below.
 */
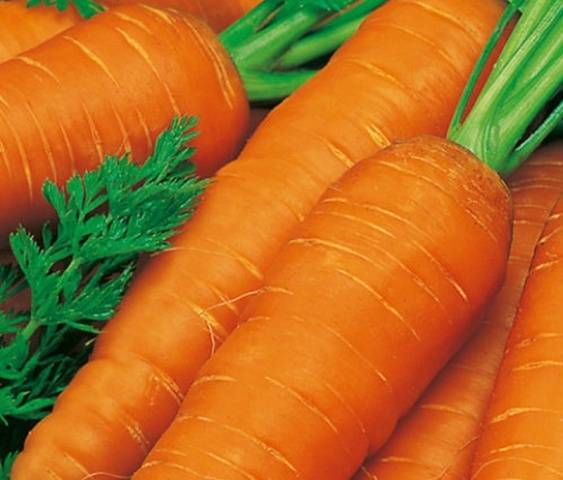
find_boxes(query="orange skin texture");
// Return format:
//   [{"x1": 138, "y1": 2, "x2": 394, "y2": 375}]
[
  {"x1": 0, "y1": 0, "x2": 256, "y2": 65},
  {"x1": 470, "y1": 145, "x2": 563, "y2": 479},
  {"x1": 0, "y1": 4, "x2": 249, "y2": 241},
  {"x1": 355, "y1": 143, "x2": 563, "y2": 480},
  {"x1": 103, "y1": 0, "x2": 260, "y2": 31},
  {"x1": 0, "y1": 2, "x2": 79, "y2": 64},
  {"x1": 132, "y1": 136, "x2": 511, "y2": 480},
  {"x1": 12, "y1": 1, "x2": 502, "y2": 478}
]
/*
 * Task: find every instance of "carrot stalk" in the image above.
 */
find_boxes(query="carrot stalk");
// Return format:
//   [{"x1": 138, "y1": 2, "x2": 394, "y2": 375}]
[
  {"x1": 277, "y1": 0, "x2": 387, "y2": 70},
  {"x1": 470, "y1": 154, "x2": 563, "y2": 479},
  {"x1": 449, "y1": 0, "x2": 563, "y2": 175},
  {"x1": 355, "y1": 143, "x2": 563, "y2": 480},
  {"x1": 11, "y1": 1, "x2": 505, "y2": 478}
]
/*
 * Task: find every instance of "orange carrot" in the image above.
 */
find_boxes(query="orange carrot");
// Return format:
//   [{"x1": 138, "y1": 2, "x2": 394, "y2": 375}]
[
  {"x1": 0, "y1": 0, "x2": 258, "y2": 66},
  {"x1": 130, "y1": 136, "x2": 511, "y2": 480},
  {"x1": 102, "y1": 0, "x2": 260, "y2": 31},
  {"x1": 355, "y1": 142, "x2": 563, "y2": 480},
  {"x1": 0, "y1": 2, "x2": 79, "y2": 64},
  {"x1": 0, "y1": 4, "x2": 249, "y2": 239},
  {"x1": 127, "y1": 2, "x2": 557, "y2": 478},
  {"x1": 11, "y1": 1, "x2": 503, "y2": 478},
  {"x1": 469, "y1": 148, "x2": 563, "y2": 479}
]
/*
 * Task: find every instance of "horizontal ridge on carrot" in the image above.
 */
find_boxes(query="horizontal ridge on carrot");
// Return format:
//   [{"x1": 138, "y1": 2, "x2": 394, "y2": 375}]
[
  {"x1": 11, "y1": 0, "x2": 504, "y2": 478},
  {"x1": 355, "y1": 142, "x2": 563, "y2": 480},
  {"x1": 126, "y1": 1, "x2": 561, "y2": 478}
]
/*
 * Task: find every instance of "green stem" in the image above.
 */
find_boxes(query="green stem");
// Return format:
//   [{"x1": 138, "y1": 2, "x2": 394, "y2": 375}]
[
  {"x1": 228, "y1": 6, "x2": 329, "y2": 72},
  {"x1": 220, "y1": 0, "x2": 283, "y2": 51},
  {"x1": 277, "y1": 0, "x2": 386, "y2": 70},
  {"x1": 240, "y1": 69, "x2": 317, "y2": 103},
  {"x1": 449, "y1": 0, "x2": 563, "y2": 176}
]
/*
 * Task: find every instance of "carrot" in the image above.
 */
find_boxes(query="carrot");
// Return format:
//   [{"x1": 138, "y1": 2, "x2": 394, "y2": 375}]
[
  {"x1": 132, "y1": 137, "x2": 511, "y2": 480},
  {"x1": 11, "y1": 1, "x2": 504, "y2": 478},
  {"x1": 0, "y1": 0, "x2": 374, "y2": 243},
  {"x1": 123, "y1": 2, "x2": 559, "y2": 479},
  {"x1": 0, "y1": 2, "x2": 79, "y2": 64},
  {"x1": 0, "y1": 0, "x2": 259, "y2": 65},
  {"x1": 103, "y1": 0, "x2": 260, "y2": 31},
  {"x1": 355, "y1": 142, "x2": 563, "y2": 480},
  {"x1": 469, "y1": 151, "x2": 563, "y2": 479}
]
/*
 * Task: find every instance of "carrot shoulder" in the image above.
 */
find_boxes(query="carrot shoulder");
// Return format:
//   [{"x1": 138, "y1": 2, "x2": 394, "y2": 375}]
[
  {"x1": 0, "y1": 0, "x2": 257, "y2": 66},
  {"x1": 0, "y1": 2, "x2": 79, "y2": 64},
  {"x1": 0, "y1": 4, "x2": 248, "y2": 239},
  {"x1": 355, "y1": 142, "x2": 563, "y2": 480},
  {"x1": 470, "y1": 145, "x2": 563, "y2": 479},
  {"x1": 131, "y1": 136, "x2": 511, "y2": 480},
  {"x1": 12, "y1": 1, "x2": 504, "y2": 478}
]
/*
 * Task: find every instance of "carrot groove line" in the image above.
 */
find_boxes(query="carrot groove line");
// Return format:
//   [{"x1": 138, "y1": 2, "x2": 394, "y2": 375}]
[
  {"x1": 290, "y1": 313, "x2": 395, "y2": 395},
  {"x1": 342, "y1": 59, "x2": 417, "y2": 100},
  {"x1": 181, "y1": 16, "x2": 237, "y2": 110},
  {"x1": 112, "y1": 11, "x2": 154, "y2": 33},
  {"x1": 177, "y1": 416, "x2": 302, "y2": 477},
  {"x1": 0, "y1": 107, "x2": 34, "y2": 200},
  {"x1": 26, "y1": 102, "x2": 58, "y2": 181},
  {"x1": 402, "y1": 0, "x2": 477, "y2": 41},
  {"x1": 63, "y1": 36, "x2": 120, "y2": 87},
  {"x1": 378, "y1": 159, "x2": 500, "y2": 246},
  {"x1": 113, "y1": 27, "x2": 181, "y2": 116},
  {"x1": 380, "y1": 22, "x2": 465, "y2": 80}
]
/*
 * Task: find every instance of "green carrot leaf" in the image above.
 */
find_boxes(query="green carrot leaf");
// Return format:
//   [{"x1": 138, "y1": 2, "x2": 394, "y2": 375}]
[{"x1": 26, "y1": 0, "x2": 104, "y2": 19}]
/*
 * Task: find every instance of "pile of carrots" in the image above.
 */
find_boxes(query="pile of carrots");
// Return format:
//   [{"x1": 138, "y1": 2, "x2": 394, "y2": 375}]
[{"x1": 1, "y1": 0, "x2": 562, "y2": 479}]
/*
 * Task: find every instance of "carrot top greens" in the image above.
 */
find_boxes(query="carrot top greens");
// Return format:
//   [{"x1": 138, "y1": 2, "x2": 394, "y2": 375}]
[
  {"x1": 449, "y1": 0, "x2": 562, "y2": 175},
  {"x1": 0, "y1": 118, "x2": 206, "y2": 472},
  {"x1": 26, "y1": 0, "x2": 103, "y2": 19}
]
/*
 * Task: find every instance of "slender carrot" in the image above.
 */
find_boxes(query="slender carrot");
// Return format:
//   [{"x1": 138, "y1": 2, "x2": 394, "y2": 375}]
[
  {"x1": 11, "y1": 1, "x2": 504, "y2": 479},
  {"x1": 0, "y1": 2, "x2": 79, "y2": 64},
  {"x1": 469, "y1": 151, "x2": 563, "y2": 479},
  {"x1": 355, "y1": 142, "x2": 563, "y2": 480},
  {"x1": 126, "y1": 2, "x2": 559, "y2": 479}
]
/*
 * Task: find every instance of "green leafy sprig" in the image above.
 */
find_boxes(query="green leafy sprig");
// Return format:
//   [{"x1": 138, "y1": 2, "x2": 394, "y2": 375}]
[
  {"x1": 26, "y1": 0, "x2": 104, "y2": 19},
  {"x1": 0, "y1": 116, "x2": 206, "y2": 463}
]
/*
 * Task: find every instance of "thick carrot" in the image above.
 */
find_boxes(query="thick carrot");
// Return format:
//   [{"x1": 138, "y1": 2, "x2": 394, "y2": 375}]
[
  {"x1": 130, "y1": 136, "x2": 511, "y2": 480},
  {"x1": 11, "y1": 1, "x2": 503, "y2": 478},
  {"x1": 0, "y1": 4, "x2": 248, "y2": 239},
  {"x1": 355, "y1": 142, "x2": 563, "y2": 480},
  {"x1": 0, "y1": 2, "x2": 79, "y2": 64},
  {"x1": 469, "y1": 154, "x2": 563, "y2": 479}
]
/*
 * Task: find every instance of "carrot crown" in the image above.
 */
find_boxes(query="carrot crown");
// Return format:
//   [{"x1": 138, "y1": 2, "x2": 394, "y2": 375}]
[
  {"x1": 448, "y1": 0, "x2": 562, "y2": 176},
  {"x1": 220, "y1": 0, "x2": 387, "y2": 102}
]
